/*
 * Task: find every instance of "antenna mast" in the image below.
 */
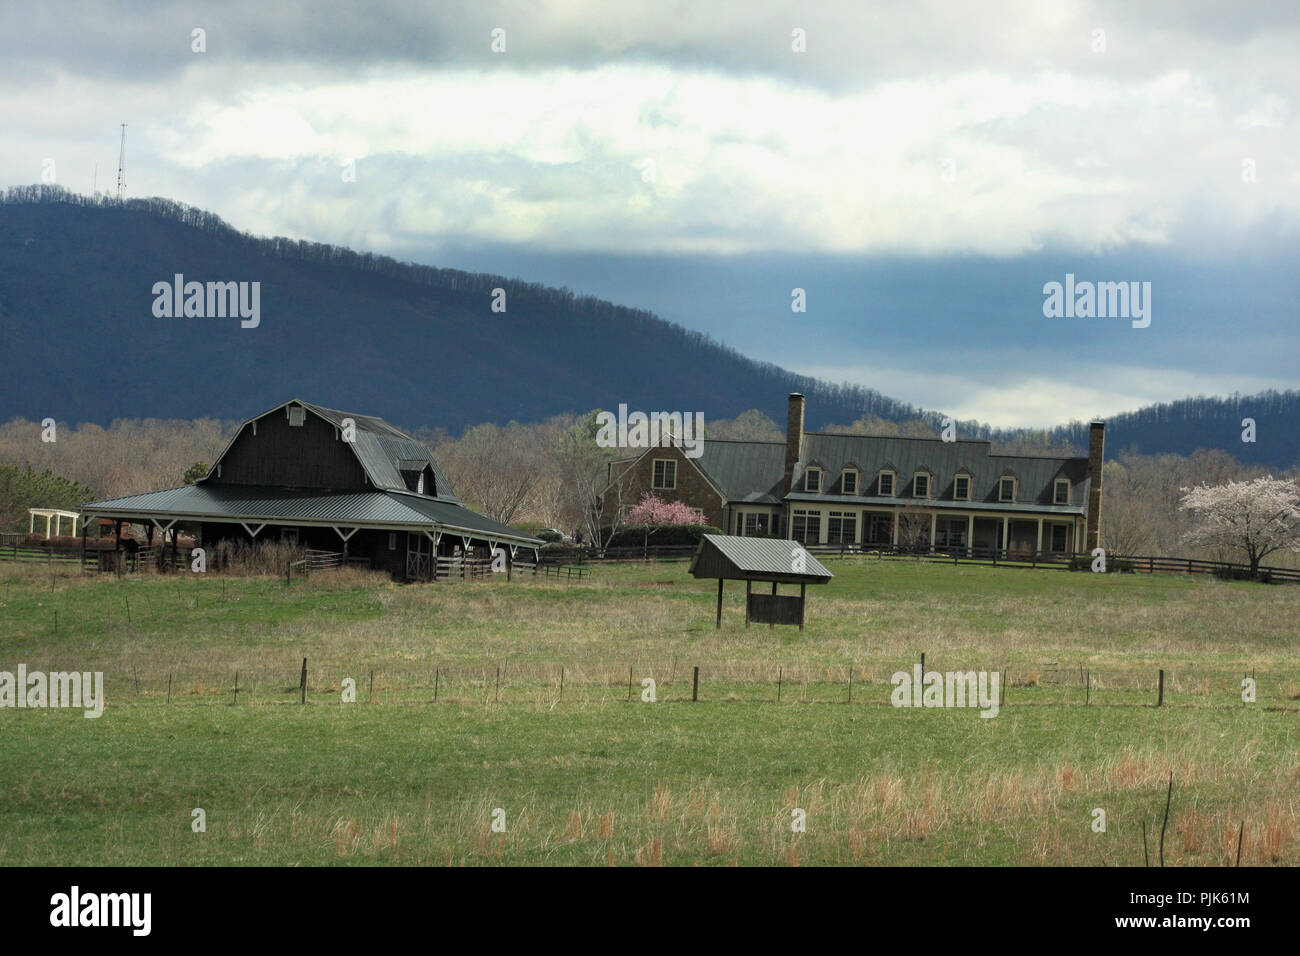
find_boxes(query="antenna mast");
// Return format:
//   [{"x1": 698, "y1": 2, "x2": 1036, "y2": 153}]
[{"x1": 116, "y1": 123, "x2": 127, "y2": 199}]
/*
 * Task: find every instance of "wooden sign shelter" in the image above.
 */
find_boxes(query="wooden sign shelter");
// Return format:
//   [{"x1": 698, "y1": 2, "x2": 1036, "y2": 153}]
[{"x1": 688, "y1": 534, "x2": 833, "y2": 631}]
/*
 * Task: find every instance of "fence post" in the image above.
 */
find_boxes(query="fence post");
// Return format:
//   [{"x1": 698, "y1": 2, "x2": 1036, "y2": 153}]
[
  {"x1": 692, "y1": 666, "x2": 699, "y2": 702},
  {"x1": 300, "y1": 658, "x2": 307, "y2": 704},
  {"x1": 1157, "y1": 669, "x2": 1164, "y2": 707}
]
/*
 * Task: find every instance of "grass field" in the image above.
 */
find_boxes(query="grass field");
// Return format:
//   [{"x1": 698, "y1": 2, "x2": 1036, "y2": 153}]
[{"x1": 1, "y1": 556, "x2": 1297, "y2": 865}]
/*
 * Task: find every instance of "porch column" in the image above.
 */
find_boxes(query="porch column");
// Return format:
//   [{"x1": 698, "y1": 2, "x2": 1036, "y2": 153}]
[
  {"x1": 45, "y1": 513, "x2": 52, "y2": 537},
  {"x1": 928, "y1": 512, "x2": 936, "y2": 550},
  {"x1": 967, "y1": 514, "x2": 974, "y2": 555},
  {"x1": 1000, "y1": 517, "x2": 1008, "y2": 551},
  {"x1": 1036, "y1": 518, "x2": 1043, "y2": 554},
  {"x1": 891, "y1": 511, "x2": 899, "y2": 546}
]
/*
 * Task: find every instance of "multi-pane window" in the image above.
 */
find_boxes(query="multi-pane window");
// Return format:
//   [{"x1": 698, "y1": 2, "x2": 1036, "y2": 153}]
[
  {"x1": 934, "y1": 518, "x2": 967, "y2": 548},
  {"x1": 913, "y1": 473, "x2": 930, "y2": 498},
  {"x1": 866, "y1": 513, "x2": 894, "y2": 544},
  {"x1": 805, "y1": 468, "x2": 822, "y2": 492},
  {"x1": 827, "y1": 511, "x2": 856, "y2": 544},
  {"x1": 954, "y1": 475, "x2": 970, "y2": 500},
  {"x1": 744, "y1": 513, "x2": 770, "y2": 536},
  {"x1": 1051, "y1": 525, "x2": 1068, "y2": 552},
  {"x1": 842, "y1": 471, "x2": 858, "y2": 495},
  {"x1": 791, "y1": 509, "x2": 821, "y2": 545},
  {"x1": 1054, "y1": 479, "x2": 1070, "y2": 505},
  {"x1": 999, "y1": 477, "x2": 1016, "y2": 502},
  {"x1": 878, "y1": 472, "x2": 895, "y2": 496},
  {"x1": 652, "y1": 459, "x2": 676, "y2": 490}
]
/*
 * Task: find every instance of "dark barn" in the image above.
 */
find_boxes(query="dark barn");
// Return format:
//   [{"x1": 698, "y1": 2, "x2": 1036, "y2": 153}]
[{"x1": 78, "y1": 399, "x2": 542, "y2": 579}]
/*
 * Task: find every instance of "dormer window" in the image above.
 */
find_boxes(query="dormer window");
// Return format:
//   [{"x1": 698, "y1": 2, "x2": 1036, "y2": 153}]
[
  {"x1": 878, "y1": 470, "x2": 895, "y2": 497},
  {"x1": 805, "y1": 468, "x2": 822, "y2": 493},
  {"x1": 418, "y1": 473, "x2": 426, "y2": 494},
  {"x1": 1054, "y1": 479, "x2": 1070, "y2": 505},
  {"x1": 954, "y1": 475, "x2": 971, "y2": 501},
  {"x1": 287, "y1": 405, "x2": 306, "y2": 427},
  {"x1": 913, "y1": 473, "x2": 930, "y2": 498},
  {"x1": 841, "y1": 470, "x2": 858, "y2": 495},
  {"x1": 999, "y1": 477, "x2": 1016, "y2": 502}
]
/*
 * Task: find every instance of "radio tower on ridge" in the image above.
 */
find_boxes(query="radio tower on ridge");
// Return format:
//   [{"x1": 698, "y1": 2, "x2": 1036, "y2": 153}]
[{"x1": 116, "y1": 123, "x2": 127, "y2": 200}]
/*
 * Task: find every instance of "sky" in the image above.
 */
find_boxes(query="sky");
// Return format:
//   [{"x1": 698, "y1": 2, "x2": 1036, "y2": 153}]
[{"x1": 1, "y1": 0, "x2": 1296, "y2": 427}]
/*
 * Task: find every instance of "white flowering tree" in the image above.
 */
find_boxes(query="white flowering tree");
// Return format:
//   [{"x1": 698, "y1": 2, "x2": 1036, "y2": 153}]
[{"x1": 1178, "y1": 476, "x2": 1300, "y2": 576}]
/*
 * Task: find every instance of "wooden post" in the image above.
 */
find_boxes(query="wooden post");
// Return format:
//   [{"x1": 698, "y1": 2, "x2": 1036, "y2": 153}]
[
  {"x1": 716, "y1": 578, "x2": 723, "y2": 629},
  {"x1": 770, "y1": 581, "x2": 776, "y2": 630},
  {"x1": 1157, "y1": 669, "x2": 1164, "y2": 707},
  {"x1": 1085, "y1": 668, "x2": 1090, "y2": 706},
  {"x1": 166, "y1": 673, "x2": 172, "y2": 704},
  {"x1": 692, "y1": 666, "x2": 699, "y2": 702},
  {"x1": 559, "y1": 666, "x2": 565, "y2": 701},
  {"x1": 300, "y1": 658, "x2": 307, "y2": 704},
  {"x1": 799, "y1": 582, "x2": 806, "y2": 631},
  {"x1": 745, "y1": 580, "x2": 751, "y2": 628},
  {"x1": 628, "y1": 666, "x2": 633, "y2": 701},
  {"x1": 777, "y1": 665, "x2": 782, "y2": 702},
  {"x1": 370, "y1": 668, "x2": 375, "y2": 703},
  {"x1": 233, "y1": 670, "x2": 239, "y2": 705},
  {"x1": 847, "y1": 666, "x2": 853, "y2": 704}
]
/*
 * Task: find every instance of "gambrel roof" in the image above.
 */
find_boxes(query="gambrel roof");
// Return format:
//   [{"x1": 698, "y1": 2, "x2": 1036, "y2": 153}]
[{"x1": 202, "y1": 398, "x2": 461, "y2": 502}]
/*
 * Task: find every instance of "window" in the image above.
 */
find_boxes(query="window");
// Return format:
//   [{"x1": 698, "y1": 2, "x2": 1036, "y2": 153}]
[
  {"x1": 866, "y1": 513, "x2": 893, "y2": 545},
  {"x1": 841, "y1": 470, "x2": 858, "y2": 495},
  {"x1": 827, "y1": 511, "x2": 856, "y2": 544},
  {"x1": 791, "y1": 509, "x2": 821, "y2": 545},
  {"x1": 878, "y1": 471, "x2": 895, "y2": 496},
  {"x1": 935, "y1": 518, "x2": 967, "y2": 548},
  {"x1": 954, "y1": 475, "x2": 970, "y2": 501},
  {"x1": 913, "y1": 473, "x2": 930, "y2": 498},
  {"x1": 805, "y1": 468, "x2": 822, "y2": 492},
  {"x1": 652, "y1": 459, "x2": 676, "y2": 490},
  {"x1": 999, "y1": 477, "x2": 1016, "y2": 502},
  {"x1": 388, "y1": 533, "x2": 397, "y2": 550},
  {"x1": 744, "y1": 513, "x2": 770, "y2": 536},
  {"x1": 1054, "y1": 479, "x2": 1070, "y2": 505},
  {"x1": 287, "y1": 405, "x2": 305, "y2": 427},
  {"x1": 1050, "y1": 525, "x2": 1068, "y2": 552}
]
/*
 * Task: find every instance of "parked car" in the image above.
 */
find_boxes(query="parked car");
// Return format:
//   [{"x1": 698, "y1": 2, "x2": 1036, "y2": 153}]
[{"x1": 537, "y1": 528, "x2": 575, "y2": 545}]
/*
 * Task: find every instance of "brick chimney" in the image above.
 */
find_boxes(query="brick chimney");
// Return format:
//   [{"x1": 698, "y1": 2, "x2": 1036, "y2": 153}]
[
  {"x1": 1085, "y1": 421, "x2": 1104, "y2": 551},
  {"x1": 783, "y1": 393, "x2": 805, "y2": 496}
]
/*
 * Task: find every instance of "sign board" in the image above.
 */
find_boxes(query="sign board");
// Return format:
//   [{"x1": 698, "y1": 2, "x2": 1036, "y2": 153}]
[{"x1": 747, "y1": 592, "x2": 804, "y2": 626}]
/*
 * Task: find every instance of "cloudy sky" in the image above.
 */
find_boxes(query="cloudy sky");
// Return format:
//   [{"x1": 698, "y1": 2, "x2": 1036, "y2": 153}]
[{"x1": 3, "y1": 0, "x2": 1296, "y2": 426}]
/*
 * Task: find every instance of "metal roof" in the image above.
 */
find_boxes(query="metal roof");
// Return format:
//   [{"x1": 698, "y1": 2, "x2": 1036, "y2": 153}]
[
  {"x1": 205, "y1": 399, "x2": 461, "y2": 503},
  {"x1": 694, "y1": 440, "x2": 787, "y2": 503},
  {"x1": 795, "y1": 433, "x2": 1089, "y2": 510},
  {"x1": 689, "y1": 534, "x2": 834, "y2": 583},
  {"x1": 78, "y1": 484, "x2": 543, "y2": 546}
]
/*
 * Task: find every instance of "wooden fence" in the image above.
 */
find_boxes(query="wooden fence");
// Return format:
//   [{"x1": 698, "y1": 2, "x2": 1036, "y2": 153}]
[{"x1": 534, "y1": 541, "x2": 1300, "y2": 582}]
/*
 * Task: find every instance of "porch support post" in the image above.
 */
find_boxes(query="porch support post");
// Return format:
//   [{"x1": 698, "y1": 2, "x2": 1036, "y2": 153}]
[
  {"x1": 928, "y1": 512, "x2": 936, "y2": 551},
  {"x1": 967, "y1": 514, "x2": 974, "y2": 557},
  {"x1": 1036, "y1": 517, "x2": 1043, "y2": 555}
]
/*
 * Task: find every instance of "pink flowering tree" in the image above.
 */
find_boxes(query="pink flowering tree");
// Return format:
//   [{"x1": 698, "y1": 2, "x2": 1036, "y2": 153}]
[
  {"x1": 626, "y1": 493, "x2": 706, "y2": 553},
  {"x1": 1179, "y1": 476, "x2": 1300, "y2": 575}
]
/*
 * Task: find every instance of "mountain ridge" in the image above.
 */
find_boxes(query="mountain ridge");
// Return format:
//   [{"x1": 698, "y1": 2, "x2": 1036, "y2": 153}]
[{"x1": 1, "y1": 185, "x2": 1295, "y2": 467}]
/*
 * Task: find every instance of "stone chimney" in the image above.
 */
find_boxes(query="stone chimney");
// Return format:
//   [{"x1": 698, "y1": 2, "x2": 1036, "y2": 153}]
[
  {"x1": 1085, "y1": 421, "x2": 1105, "y2": 551},
  {"x1": 783, "y1": 393, "x2": 805, "y2": 496}
]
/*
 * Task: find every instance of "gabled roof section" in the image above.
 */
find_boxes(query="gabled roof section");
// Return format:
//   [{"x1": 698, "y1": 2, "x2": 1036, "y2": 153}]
[
  {"x1": 689, "y1": 534, "x2": 834, "y2": 583},
  {"x1": 692, "y1": 440, "x2": 786, "y2": 504},
  {"x1": 205, "y1": 399, "x2": 461, "y2": 503}
]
